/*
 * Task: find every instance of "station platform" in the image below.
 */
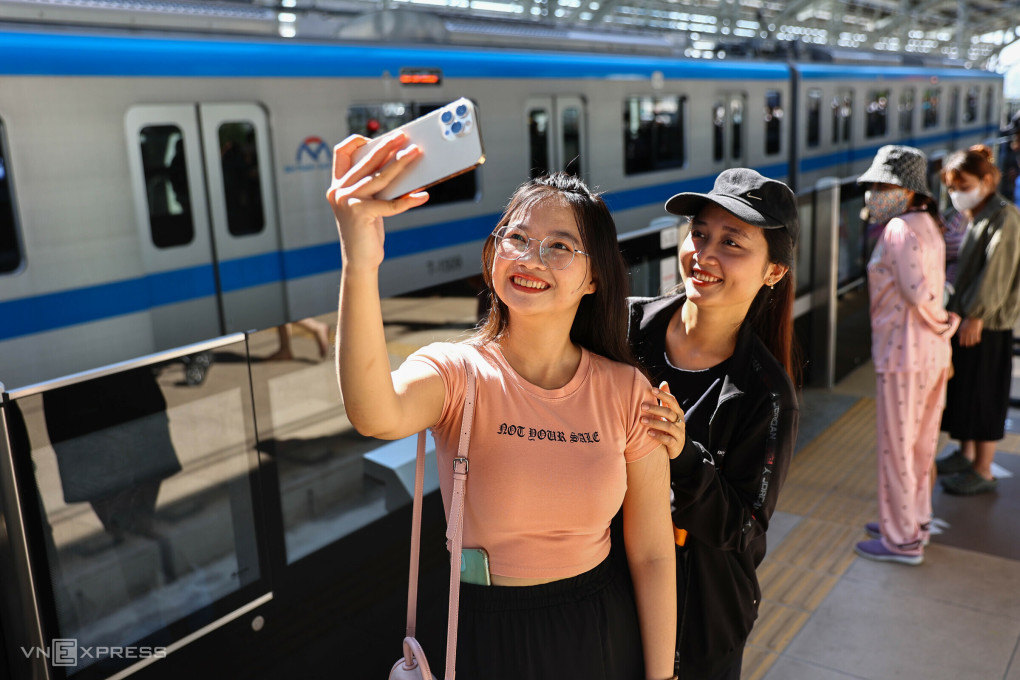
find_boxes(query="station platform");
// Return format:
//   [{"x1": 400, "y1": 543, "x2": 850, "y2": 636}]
[{"x1": 745, "y1": 361, "x2": 1020, "y2": 680}]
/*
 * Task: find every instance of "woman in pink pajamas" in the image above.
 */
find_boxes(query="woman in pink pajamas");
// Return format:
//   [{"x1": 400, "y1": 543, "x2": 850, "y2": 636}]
[{"x1": 854, "y1": 146, "x2": 960, "y2": 565}]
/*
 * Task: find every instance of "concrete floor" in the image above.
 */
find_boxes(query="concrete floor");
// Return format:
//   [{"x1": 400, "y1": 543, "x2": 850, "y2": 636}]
[{"x1": 744, "y1": 360, "x2": 1020, "y2": 680}]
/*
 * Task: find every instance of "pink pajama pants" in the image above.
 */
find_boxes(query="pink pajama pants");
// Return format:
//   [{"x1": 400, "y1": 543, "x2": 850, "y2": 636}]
[{"x1": 874, "y1": 368, "x2": 949, "y2": 555}]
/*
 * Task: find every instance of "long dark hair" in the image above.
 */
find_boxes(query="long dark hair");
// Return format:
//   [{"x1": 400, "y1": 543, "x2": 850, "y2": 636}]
[
  {"x1": 473, "y1": 173, "x2": 635, "y2": 366},
  {"x1": 743, "y1": 226, "x2": 801, "y2": 386}
]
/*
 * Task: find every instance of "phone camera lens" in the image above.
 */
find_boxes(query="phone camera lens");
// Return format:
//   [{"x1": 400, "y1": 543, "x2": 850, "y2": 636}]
[
  {"x1": 441, "y1": 111, "x2": 454, "y2": 124},
  {"x1": 456, "y1": 105, "x2": 468, "y2": 117},
  {"x1": 450, "y1": 121, "x2": 463, "y2": 134}
]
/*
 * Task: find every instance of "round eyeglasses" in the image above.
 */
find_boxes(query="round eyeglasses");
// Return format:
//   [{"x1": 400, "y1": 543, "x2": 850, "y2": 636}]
[{"x1": 492, "y1": 226, "x2": 589, "y2": 270}]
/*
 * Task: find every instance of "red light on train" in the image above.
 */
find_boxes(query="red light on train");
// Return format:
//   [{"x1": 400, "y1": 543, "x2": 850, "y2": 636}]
[{"x1": 399, "y1": 68, "x2": 443, "y2": 85}]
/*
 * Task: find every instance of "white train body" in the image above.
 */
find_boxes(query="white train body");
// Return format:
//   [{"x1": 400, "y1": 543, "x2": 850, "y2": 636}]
[{"x1": 0, "y1": 26, "x2": 1003, "y2": 390}]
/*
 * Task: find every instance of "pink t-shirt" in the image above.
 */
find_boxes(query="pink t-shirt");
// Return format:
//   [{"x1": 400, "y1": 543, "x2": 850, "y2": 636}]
[
  {"x1": 407, "y1": 341, "x2": 659, "y2": 579},
  {"x1": 867, "y1": 210, "x2": 954, "y2": 372}
]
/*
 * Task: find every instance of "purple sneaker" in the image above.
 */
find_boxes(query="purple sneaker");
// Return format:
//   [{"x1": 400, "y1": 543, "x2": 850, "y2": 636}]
[
  {"x1": 864, "y1": 522, "x2": 929, "y2": 546},
  {"x1": 855, "y1": 539, "x2": 923, "y2": 565}
]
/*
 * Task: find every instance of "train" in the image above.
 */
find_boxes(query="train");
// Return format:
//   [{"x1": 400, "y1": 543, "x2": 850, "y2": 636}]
[{"x1": 0, "y1": 21, "x2": 1006, "y2": 391}]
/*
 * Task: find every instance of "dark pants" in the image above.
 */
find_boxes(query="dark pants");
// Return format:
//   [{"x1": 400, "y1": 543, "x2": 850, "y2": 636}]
[{"x1": 454, "y1": 555, "x2": 645, "y2": 680}]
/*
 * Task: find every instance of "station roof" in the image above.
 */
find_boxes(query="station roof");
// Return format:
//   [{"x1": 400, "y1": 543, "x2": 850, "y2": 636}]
[{"x1": 1, "y1": 0, "x2": 1017, "y2": 71}]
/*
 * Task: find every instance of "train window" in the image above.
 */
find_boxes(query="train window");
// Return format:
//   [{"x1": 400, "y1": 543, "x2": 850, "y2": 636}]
[
  {"x1": 865, "y1": 89, "x2": 889, "y2": 139},
  {"x1": 712, "y1": 102, "x2": 725, "y2": 161},
  {"x1": 139, "y1": 125, "x2": 195, "y2": 248},
  {"x1": 899, "y1": 88, "x2": 915, "y2": 135},
  {"x1": 561, "y1": 104, "x2": 583, "y2": 176},
  {"x1": 624, "y1": 95, "x2": 686, "y2": 175},
  {"x1": 764, "y1": 90, "x2": 782, "y2": 155},
  {"x1": 984, "y1": 86, "x2": 995, "y2": 126},
  {"x1": 731, "y1": 98, "x2": 743, "y2": 159},
  {"x1": 528, "y1": 107, "x2": 550, "y2": 178},
  {"x1": 0, "y1": 119, "x2": 23, "y2": 273},
  {"x1": 964, "y1": 86, "x2": 979, "y2": 124},
  {"x1": 831, "y1": 92, "x2": 852, "y2": 144},
  {"x1": 347, "y1": 102, "x2": 478, "y2": 204},
  {"x1": 806, "y1": 89, "x2": 822, "y2": 148},
  {"x1": 218, "y1": 122, "x2": 265, "y2": 237},
  {"x1": 922, "y1": 88, "x2": 940, "y2": 129},
  {"x1": 948, "y1": 87, "x2": 960, "y2": 127}
]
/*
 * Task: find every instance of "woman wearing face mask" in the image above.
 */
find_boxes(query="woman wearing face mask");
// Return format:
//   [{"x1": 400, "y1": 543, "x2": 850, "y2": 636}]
[
  {"x1": 935, "y1": 145, "x2": 1020, "y2": 495},
  {"x1": 852, "y1": 145, "x2": 960, "y2": 565}
]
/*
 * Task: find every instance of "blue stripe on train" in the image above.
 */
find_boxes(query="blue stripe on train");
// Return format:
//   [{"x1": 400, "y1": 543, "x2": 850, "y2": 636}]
[
  {"x1": 0, "y1": 30, "x2": 790, "y2": 80},
  {"x1": 798, "y1": 125, "x2": 1000, "y2": 173}
]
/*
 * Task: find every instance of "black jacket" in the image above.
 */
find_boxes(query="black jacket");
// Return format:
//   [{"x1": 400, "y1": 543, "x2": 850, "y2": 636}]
[{"x1": 629, "y1": 294, "x2": 799, "y2": 679}]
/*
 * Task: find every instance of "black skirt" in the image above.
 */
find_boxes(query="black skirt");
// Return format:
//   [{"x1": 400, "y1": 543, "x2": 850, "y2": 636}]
[
  {"x1": 453, "y1": 555, "x2": 645, "y2": 680},
  {"x1": 941, "y1": 329, "x2": 1014, "y2": 441}
]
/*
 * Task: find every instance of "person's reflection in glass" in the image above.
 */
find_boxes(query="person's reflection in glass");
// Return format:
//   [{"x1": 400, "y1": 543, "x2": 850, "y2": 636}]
[{"x1": 42, "y1": 366, "x2": 182, "y2": 582}]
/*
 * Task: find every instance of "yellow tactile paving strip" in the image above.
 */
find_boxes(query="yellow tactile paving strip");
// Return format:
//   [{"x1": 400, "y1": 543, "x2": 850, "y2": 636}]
[{"x1": 742, "y1": 397, "x2": 878, "y2": 680}]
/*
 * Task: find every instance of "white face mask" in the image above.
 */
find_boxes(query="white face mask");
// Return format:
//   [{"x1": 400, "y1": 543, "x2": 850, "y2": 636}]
[{"x1": 949, "y1": 186, "x2": 985, "y2": 213}]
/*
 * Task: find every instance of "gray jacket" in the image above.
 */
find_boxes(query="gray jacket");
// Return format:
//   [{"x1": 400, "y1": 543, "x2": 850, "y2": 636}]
[{"x1": 948, "y1": 194, "x2": 1020, "y2": 330}]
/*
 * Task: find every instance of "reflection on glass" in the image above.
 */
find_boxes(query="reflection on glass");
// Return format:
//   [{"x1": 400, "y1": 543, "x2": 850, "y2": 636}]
[
  {"x1": 16, "y1": 340, "x2": 260, "y2": 674},
  {"x1": 837, "y1": 182, "x2": 867, "y2": 285},
  {"x1": 139, "y1": 125, "x2": 194, "y2": 248},
  {"x1": 865, "y1": 90, "x2": 888, "y2": 139},
  {"x1": 250, "y1": 298, "x2": 477, "y2": 565},
  {"x1": 623, "y1": 95, "x2": 685, "y2": 175},
  {"x1": 528, "y1": 108, "x2": 550, "y2": 178},
  {"x1": 806, "y1": 90, "x2": 821, "y2": 149}
]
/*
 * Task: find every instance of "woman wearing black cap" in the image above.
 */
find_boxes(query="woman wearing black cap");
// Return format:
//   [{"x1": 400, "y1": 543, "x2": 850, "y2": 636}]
[{"x1": 626, "y1": 168, "x2": 800, "y2": 679}]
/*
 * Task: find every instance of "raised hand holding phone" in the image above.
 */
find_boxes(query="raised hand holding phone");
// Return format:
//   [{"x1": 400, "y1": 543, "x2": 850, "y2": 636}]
[
  {"x1": 350, "y1": 98, "x2": 485, "y2": 201},
  {"x1": 326, "y1": 133, "x2": 428, "y2": 271}
]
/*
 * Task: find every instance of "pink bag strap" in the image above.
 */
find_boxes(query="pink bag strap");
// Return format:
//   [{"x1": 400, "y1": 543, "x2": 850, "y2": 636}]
[{"x1": 404, "y1": 359, "x2": 476, "y2": 680}]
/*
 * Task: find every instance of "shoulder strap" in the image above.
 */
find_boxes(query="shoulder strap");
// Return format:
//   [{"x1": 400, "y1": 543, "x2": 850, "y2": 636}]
[{"x1": 404, "y1": 354, "x2": 476, "y2": 680}]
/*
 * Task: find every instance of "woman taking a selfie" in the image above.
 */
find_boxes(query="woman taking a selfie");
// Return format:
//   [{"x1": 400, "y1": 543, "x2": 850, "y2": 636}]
[
  {"x1": 327, "y1": 132, "x2": 676, "y2": 679},
  {"x1": 628, "y1": 169, "x2": 800, "y2": 680}
]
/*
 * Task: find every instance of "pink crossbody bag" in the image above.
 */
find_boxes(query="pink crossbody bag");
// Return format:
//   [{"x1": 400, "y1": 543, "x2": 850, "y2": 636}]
[{"x1": 389, "y1": 363, "x2": 476, "y2": 680}]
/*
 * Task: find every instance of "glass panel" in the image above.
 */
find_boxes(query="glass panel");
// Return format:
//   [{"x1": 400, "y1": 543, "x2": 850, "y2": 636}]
[
  {"x1": 346, "y1": 102, "x2": 477, "y2": 204},
  {"x1": 837, "y1": 179, "x2": 868, "y2": 285},
  {"x1": 922, "y1": 87, "x2": 940, "y2": 129},
  {"x1": 985, "y1": 86, "x2": 995, "y2": 125},
  {"x1": 15, "y1": 337, "x2": 263, "y2": 676},
  {"x1": 140, "y1": 125, "x2": 195, "y2": 248},
  {"x1": 964, "y1": 86, "x2": 979, "y2": 124},
  {"x1": 899, "y1": 88, "x2": 915, "y2": 134},
  {"x1": 0, "y1": 119, "x2": 22, "y2": 273},
  {"x1": 561, "y1": 105, "x2": 582, "y2": 176},
  {"x1": 624, "y1": 95, "x2": 685, "y2": 175},
  {"x1": 831, "y1": 92, "x2": 852, "y2": 143},
  {"x1": 865, "y1": 89, "x2": 889, "y2": 138},
  {"x1": 948, "y1": 87, "x2": 960, "y2": 127},
  {"x1": 712, "y1": 101, "x2": 726, "y2": 161},
  {"x1": 250, "y1": 294, "x2": 480, "y2": 565},
  {"x1": 218, "y1": 122, "x2": 265, "y2": 237},
  {"x1": 806, "y1": 89, "x2": 821, "y2": 149},
  {"x1": 528, "y1": 107, "x2": 550, "y2": 178},
  {"x1": 764, "y1": 90, "x2": 782, "y2": 155},
  {"x1": 730, "y1": 98, "x2": 743, "y2": 160}
]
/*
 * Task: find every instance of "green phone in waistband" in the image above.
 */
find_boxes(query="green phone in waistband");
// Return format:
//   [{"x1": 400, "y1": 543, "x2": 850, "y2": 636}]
[{"x1": 460, "y1": 548, "x2": 491, "y2": 585}]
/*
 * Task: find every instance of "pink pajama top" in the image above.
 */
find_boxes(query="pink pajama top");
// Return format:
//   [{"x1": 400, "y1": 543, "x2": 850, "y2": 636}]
[{"x1": 867, "y1": 210, "x2": 957, "y2": 373}]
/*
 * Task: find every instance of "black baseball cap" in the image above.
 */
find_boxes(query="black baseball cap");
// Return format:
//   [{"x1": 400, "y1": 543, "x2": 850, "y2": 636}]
[{"x1": 665, "y1": 168, "x2": 799, "y2": 245}]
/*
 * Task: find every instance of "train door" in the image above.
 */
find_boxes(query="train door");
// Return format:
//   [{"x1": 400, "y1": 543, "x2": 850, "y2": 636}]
[
  {"x1": 525, "y1": 96, "x2": 587, "y2": 179},
  {"x1": 197, "y1": 103, "x2": 285, "y2": 333},
  {"x1": 711, "y1": 92, "x2": 747, "y2": 169},
  {"x1": 830, "y1": 88, "x2": 854, "y2": 178},
  {"x1": 126, "y1": 104, "x2": 286, "y2": 347}
]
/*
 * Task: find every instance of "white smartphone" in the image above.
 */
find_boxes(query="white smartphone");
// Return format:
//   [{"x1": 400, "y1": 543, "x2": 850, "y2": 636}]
[{"x1": 351, "y1": 98, "x2": 486, "y2": 201}]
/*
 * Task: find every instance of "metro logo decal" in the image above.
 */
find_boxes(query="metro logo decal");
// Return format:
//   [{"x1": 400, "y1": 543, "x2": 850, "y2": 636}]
[{"x1": 285, "y1": 136, "x2": 331, "y2": 174}]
